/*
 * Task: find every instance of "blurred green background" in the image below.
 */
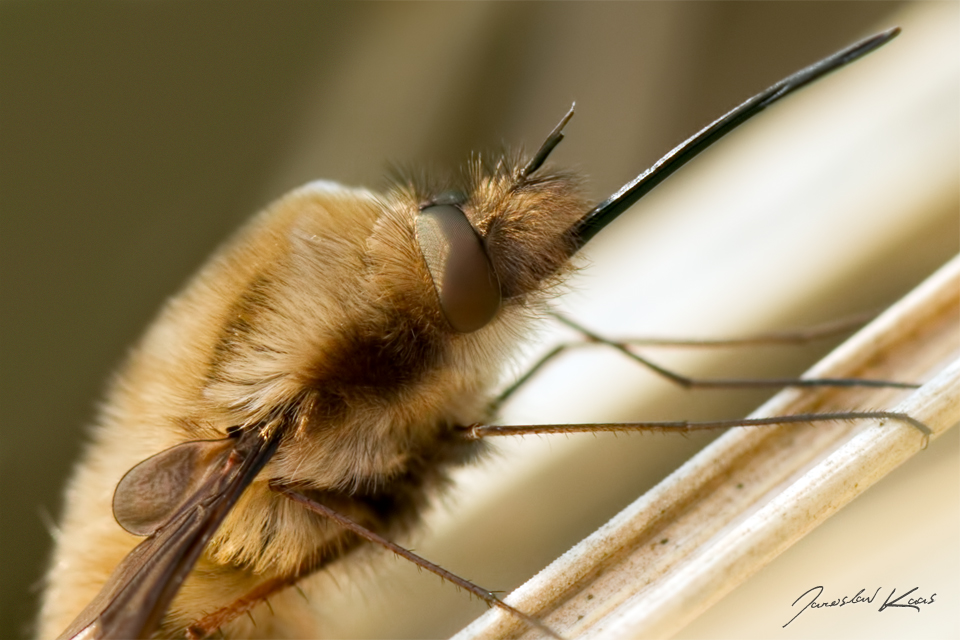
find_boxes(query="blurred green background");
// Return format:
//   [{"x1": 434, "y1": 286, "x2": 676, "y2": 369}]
[{"x1": 4, "y1": 2, "x2": 956, "y2": 638}]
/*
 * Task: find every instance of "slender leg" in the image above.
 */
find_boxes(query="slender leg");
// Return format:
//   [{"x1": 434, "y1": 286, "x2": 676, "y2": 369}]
[
  {"x1": 462, "y1": 411, "x2": 932, "y2": 445},
  {"x1": 553, "y1": 313, "x2": 917, "y2": 390},
  {"x1": 271, "y1": 484, "x2": 565, "y2": 640},
  {"x1": 492, "y1": 311, "x2": 913, "y2": 411},
  {"x1": 615, "y1": 311, "x2": 875, "y2": 347},
  {"x1": 186, "y1": 576, "x2": 305, "y2": 640}
]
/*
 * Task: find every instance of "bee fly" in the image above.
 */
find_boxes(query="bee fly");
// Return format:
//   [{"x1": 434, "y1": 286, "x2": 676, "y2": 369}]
[{"x1": 39, "y1": 27, "x2": 925, "y2": 640}]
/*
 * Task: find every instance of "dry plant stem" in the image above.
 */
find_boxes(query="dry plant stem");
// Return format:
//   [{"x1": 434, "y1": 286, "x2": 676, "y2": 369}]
[
  {"x1": 271, "y1": 484, "x2": 564, "y2": 640},
  {"x1": 456, "y1": 254, "x2": 960, "y2": 640}
]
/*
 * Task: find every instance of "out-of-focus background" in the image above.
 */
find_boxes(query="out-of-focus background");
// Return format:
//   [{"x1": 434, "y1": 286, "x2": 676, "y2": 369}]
[{"x1": 2, "y1": 2, "x2": 957, "y2": 639}]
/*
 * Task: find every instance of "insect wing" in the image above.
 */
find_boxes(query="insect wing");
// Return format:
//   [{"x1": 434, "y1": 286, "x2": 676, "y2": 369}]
[{"x1": 57, "y1": 431, "x2": 281, "y2": 640}]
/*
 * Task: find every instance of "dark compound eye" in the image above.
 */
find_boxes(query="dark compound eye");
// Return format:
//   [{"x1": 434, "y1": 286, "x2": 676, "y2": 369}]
[{"x1": 415, "y1": 205, "x2": 501, "y2": 333}]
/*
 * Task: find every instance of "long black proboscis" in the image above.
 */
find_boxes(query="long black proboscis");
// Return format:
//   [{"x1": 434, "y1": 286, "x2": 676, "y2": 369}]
[{"x1": 567, "y1": 27, "x2": 900, "y2": 251}]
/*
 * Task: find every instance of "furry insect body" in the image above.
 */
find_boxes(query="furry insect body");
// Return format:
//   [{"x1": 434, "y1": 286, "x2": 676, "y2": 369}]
[
  {"x1": 39, "y1": 28, "x2": 902, "y2": 640},
  {"x1": 39, "y1": 167, "x2": 587, "y2": 638}
]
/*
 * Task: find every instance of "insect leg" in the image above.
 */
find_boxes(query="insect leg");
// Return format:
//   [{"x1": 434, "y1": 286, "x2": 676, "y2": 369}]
[
  {"x1": 462, "y1": 411, "x2": 932, "y2": 445},
  {"x1": 615, "y1": 311, "x2": 875, "y2": 347},
  {"x1": 492, "y1": 311, "x2": 894, "y2": 412},
  {"x1": 185, "y1": 574, "x2": 310, "y2": 640},
  {"x1": 271, "y1": 483, "x2": 565, "y2": 640},
  {"x1": 551, "y1": 313, "x2": 919, "y2": 390}
]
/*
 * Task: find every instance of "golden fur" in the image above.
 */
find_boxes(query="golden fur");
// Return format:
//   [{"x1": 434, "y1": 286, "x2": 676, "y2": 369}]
[{"x1": 39, "y1": 165, "x2": 586, "y2": 638}]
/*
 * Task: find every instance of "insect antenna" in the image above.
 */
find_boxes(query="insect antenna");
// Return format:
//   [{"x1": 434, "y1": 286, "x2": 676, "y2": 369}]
[{"x1": 521, "y1": 103, "x2": 576, "y2": 178}]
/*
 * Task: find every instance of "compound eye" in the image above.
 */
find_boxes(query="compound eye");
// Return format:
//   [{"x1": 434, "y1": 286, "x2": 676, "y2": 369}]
[{"x1": 415, "y1": 205, "x2": 501, "y2": 333}]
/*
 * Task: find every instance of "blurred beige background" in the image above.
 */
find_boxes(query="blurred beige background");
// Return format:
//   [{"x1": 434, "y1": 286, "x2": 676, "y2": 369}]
[{"x1": 1, "y1": 2, "x2": 956, "y2": 639}]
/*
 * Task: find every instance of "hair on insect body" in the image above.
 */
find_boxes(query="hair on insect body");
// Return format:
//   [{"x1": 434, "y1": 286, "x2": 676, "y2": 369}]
[{"x1": 37, "y1": 28, "x2": 929, "y2": 640}]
